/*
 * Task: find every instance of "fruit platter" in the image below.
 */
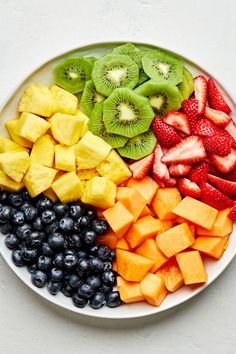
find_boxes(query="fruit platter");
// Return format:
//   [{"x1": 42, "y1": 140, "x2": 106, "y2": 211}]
[{"x1": 0, "y1": 42, "x2": 235, "y2": 319}]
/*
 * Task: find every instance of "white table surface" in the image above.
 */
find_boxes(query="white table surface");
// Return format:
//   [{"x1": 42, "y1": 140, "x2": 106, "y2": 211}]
[{"x1": 0, "y1": 0, "x2": 236, "y2": 353}]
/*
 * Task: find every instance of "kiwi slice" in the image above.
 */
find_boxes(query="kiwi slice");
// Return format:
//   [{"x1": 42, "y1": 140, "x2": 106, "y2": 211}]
[
  {"x1": 54, "y1": 57, "x2": 92, "y2": 94},
  {"x1": 80, "y1": 80, "x2": 105, "y2": 116},
  {"x1": 135, "y1": 80, "x2": 182, "y2": 117},
  {"x1": 142, "y1": 49, "x2": 183, "y2": 85},
  {"x1": 103, "y1": 87, "x2": 154, "y2": 138},
  {"x1": 86, "y1": 56, "x2": 98, "y2": 64},
  {"x1": 177, "y1": 74, "x2": 190, "y2": 101},
  {"x1": 112, "y1": 42, "x2": 140, "y2": 55},
  {"x1": 183, "y1": 67, "x2": 194, "y2": 96},
  {"x1": 92, "y1": 54, "x2": 139, "y2": 96},
  {"x1": 88, "y1": 102, "x2": 128, "y2": 148},
  {"x1": 117, "y1": 130, "x2": 157, "y2": 160}
]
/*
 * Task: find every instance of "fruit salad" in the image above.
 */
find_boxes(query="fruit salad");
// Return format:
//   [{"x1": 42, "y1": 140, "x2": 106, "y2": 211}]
[{"x1": 0, "y1": 42, "x2": 235, "y2": 310}]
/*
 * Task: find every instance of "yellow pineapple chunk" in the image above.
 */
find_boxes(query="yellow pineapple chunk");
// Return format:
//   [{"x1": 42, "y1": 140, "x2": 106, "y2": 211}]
[
  {"x1": 5, "y1": 119, "x2": 33, "y2": 148},
  {"x1": 43, "y1": 188, "x2": 58, "y2": 202},
  {"x1": 55, "y1": 144, "x2": 76, "y2": 171},
  {"x1": 0, "y1": 136, "x2": 27, "y2": 153},
  {"x1": 0, "y1": 150, "x2": 30, "y2": 182},
  {"x1": 23, "y1": 163, "x2": 57, "y2": 197},
  {"x1": 51, "y1": 172, "x2": 83, "y2": 203},
  {"x1": 77, "y1": 168, "x2": 100, "y2": 191},
  {"x1": 16, "y1": 112, "x2": 50, "y2": 142},
  {"x1": 81, "y1": 176, "x2": 116, "y2": 209},
  {"x1": 51, "y1": 85, "x2": 78, "y2": 115},
  {"x1": 0, "y1": 171, "x2": 24, "y2": 192},
  {"x1": 96, "y1": 150, "x2": 132, "y2": 185},
  {"x1": 76, "y1": 131, "x2": 111, "y2": 170},
  {"x1": 30, "y1": 134, "x2": 55, "y2": 167},
  {"x1": 76, "y1": 110, "x2": 89, "y2": 137},
  {"x1": 18, "y1": 84, "x2": 53, "y2": 117}
]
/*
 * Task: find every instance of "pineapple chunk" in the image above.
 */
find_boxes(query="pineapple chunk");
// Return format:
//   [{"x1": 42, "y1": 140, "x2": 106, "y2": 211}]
[
  {"x1": 76, "y1": 110, "x2": 89, "y2": 137},
  {"x1": 51, "y1": 172, "x2": 83, "y2": 203},
  {"x1": 51, "y1": 85, "x2": 78, "y2": 115},
  {"x1": 43, "y1": 187, "x2": 58, "y2": 202},
  {"x1": 55, "y1": 144, "x2": 76, "y2": 171},
  {"x1": 77, "y1": 168, "x2": 100, "y2": 192},
  {"x1": 18, "y1": 84, "x2": 53, "y2": 117},
  {"x1": 0, "y1": 136, "x2": 27, "y2": 153},
  {"x1": 30, "y1": 134, "x2": 55, "y2": 167},
  {"x1": 96, "y1": 150, "x2": 132, "y2": 185},
  {"x1": 50, "y1": 113, "x2": 86, "y2": 145},
  {"x1": 16, "y1": 112, "x2": 50, "y2": 142},
  {"x1": 0, "y1": 150, "x2": 30, "y2": 182},
  {"x1": 76, "y1": 131, "x2": 111, "y2": 170},
  {"x1": 81, "y1": 176, "x2": 117, "y2": 209},
  {"x1": 23, "y1": 163, "x2": 57, "y2": 197},
  {"x1": 0, "y1": 171, "x2": 24, "y2": 192},
  {"x1": 5, "y1": 119, "x2": 33, "y2": 148}
]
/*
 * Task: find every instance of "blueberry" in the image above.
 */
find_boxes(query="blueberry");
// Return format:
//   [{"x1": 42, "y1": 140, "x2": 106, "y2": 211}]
[
  {"x1": 26, "y1": 231, "x2": 44, "y2": 248},
  {"x1": 8, "y1": 192, "x2": 23, "y2": 208},
  {"x1": 47, "y1": 281, "x2": 62, "y2": 295},
  {"x1": 86, "y1": 275, "x2": 101, "y2": 290},
  {"x1": 106, "y1": 291, "x2": 122, "y2": 308},
  {"x1": 16, "y1": 224, "x2": 32, "y2": 240},
  {"x1": 63, "y1": 254, "x2": 78, "y2": 270},
  {"x1": 12, "y1": 249, "x2": 24, "y2": 267},
  {"x1": 36, "y1": 196, "x2": 53, "y2": 212},
  {"x1": 49, "y1": 267, "x2": 64, "y2": 282},
  {"x1": 86, "y1": 208, "x2": 97, "y2": 221},
  {"x1": 45, "y1": 222, "x2": 58, "y2": 235},
  {"x1": 48, "y1": 233, "x2": 65, "y2": 251},
  {"x1": 0, "y1": 191, "x2": 8, "y2": 203},
  {"x1": 102, "y1": 271, "x2": 116, "y2": 286},
  {"x1": 37, "y1": 255, "x2": 52, "y2": 271},
  {"x1": 0, "y1": 205, "x2": 12, "y2": 223},
  {"x1": 59, "y1": 217, "x2": 74, "y2": 234},
  {"x1": 78, "y1": 283, "x2": 94, "y2": 299},
  {"x1": 0, "y1": 223, "x2": 13, "y2": 234},
  {"x1": 53, "y1": 253, "x2": 64, "y2": 268},
  {"x1": 53, "y1": 203, "x2": 68, "y2": 218},
  {"x1": 77, "y1": 250, "x2": 87, "y2": 259},
  {"x1": 61, "y1": 284, "x2": 74, "y2": 297},
  {"x1": 21, "y1": 247, "x2": 38, "y2": 263},
  {"x1": 27, "y1": 263, "x2": 37, "y2": 274},
  {"x1": 89, "y1": 257, "x2": 104, "y2": 273},
  {"x1": 72, "y1": 294, "x2": 87, "y2": 308},
  {"x1": 32, "y1": 217, "x2": 44, "y2": 231},
  {"x1": 64, "y1": 249, "x2": 76, "y2": 256},
  {"x1": 77, "y1": 258, "x2": 90, "y2": 277},
  {"x1": 69, "y1": 203, "x2": 85, "y2": 219},
  {"x1": 68, "y1": 234, "x2": 82, "y2": 249},
  {"x1": 100, "y1": 284, "x2": 112, "y2": 294},
  {"x1": 40, "y1": 243, "x2": 54, "y2": 257},
  {"x1": 109, "y1": 251, "x2": 116, "y2": 262},
  {"x1": 68, "y1": 274, "x2": 81, "y2": 289},
  {"x1": 20, "y1": 202, "x2": 37, "y2": 222},
  {"x1": 22, "y1": 190, "x2": 30, "y2": 201},
  {"x1": 103, "y1": 261, "x2": 112, "y2": 272},
  {"x1": 31, "y1": 270, "x2": 47, "y2": 288},
  {"x1": 82, "y1": 230, "x2": 97, "y2": 246},
  {"x1": 12, "y1": 210, "x2": 25, "y2": 225},
  {"x1": 97, "y1": 245, "x2": 111, "y2": 261},
  {"x1": 90, "y1": 292, "x2": 105, "y2": 309},
  {"x1": 91, "y1": 219, "x2": 109, "y2": 235},
  {"x1": 41, "y1": 209, "x2": 56, "y2": 225},
  {"x1": 73, "y1": 221, "x2": 81, "y2": 233},
  {"x1": 78, "y1": 216, "x2": 90, "y2": 229},
  {"x1": 5, "y1": 233, "x2": 19, "y2": 250},
  {"x1": 88, "y1": 245, "x2": 98, "y2": 255}
]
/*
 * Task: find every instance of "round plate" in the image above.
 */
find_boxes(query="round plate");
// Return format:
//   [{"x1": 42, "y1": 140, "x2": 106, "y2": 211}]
[{"x1": 0, "y1": 42, "x2": 235, "y2": 319}]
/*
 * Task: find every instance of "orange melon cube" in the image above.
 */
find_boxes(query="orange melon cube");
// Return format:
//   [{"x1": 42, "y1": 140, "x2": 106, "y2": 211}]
[
  {"x1": 151, "y1": 187, "x2": 182, "y2": 220},
  {"x1": 173, "y1": 196, "x2": 218, "y2": 230},
  {"x1": 176, "y1": 250, "x2": 208, "y2": 285},
  {"x1": 155, "y1": 259, "x2": 184, "y2": 292},
  {"x1": 196, "y1": 208, "x2": 233, "y2": 237},
  {"x1": 158, "y1": 220, "x2": 175, "y2": 234},
  {"x1": 103, "y1": 201, "x2": 134, "y2": 238},
  {"x1": 175, "y1": 216, "x2": 189, "y2": 224},
  {"x1": 116, "y1": 187, "x2": 146, "y2": 222},
  {"x1": 117, "y1": 276, "x2": 145, "y2": 304},
  {"x1": 135, "y1": 238, "x2": 168, "y2": 272},
  {"x1": 139, "y1": 205, "x2": 152, "y2": 218},
  {"x1": 116, "y1": 237, "x2": 132, "y2": 251},
  {"x1": 126, "y1": 176, "x2": 159, "y2": 204},
  {"x1": 112, "y1": 261, "x2": 118, "y2": 272},
  {"x1": 192, "y1": 235, "x2": 230, "y2": 259},
  {"x1": 96, "y1": 229, "x2": 117, "y2": 250},
  {"x1": 140, "y1": 273, "x2": 168, "y2": 307},
  {"x1": 157, "y1": 223, "x2": 195, "y2": 258}
]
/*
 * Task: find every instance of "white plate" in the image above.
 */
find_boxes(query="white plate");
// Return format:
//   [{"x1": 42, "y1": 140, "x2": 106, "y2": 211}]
[{"x1": 0, "y1": 42, "x2": 235, "y2": 319}]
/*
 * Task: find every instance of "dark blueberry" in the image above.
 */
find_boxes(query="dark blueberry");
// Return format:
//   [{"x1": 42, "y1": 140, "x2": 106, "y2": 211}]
[
  {"x1": 68, "y1": 274, "x2": 81, "y2": 289},
  {"x1": 78, "y1": 216, "x2": 90, "y2": 229},
  {"x1": 37, "y1": 255, "x2": 52, "y2": 271},
  {"x1": 53, "y1": 253, "x2": 64, "y2": 268},
  {"x1": 31, "y1": 270, "x2": 47, "y2": 288},
  {"x1": 102, "y1": 271, "x2": 116, "y2": 286},
  {"x1": 91, "y1": 219, "x2": 109, "y2": 235},
  {"x1": 106, "y1": 291, "x2": 122, "y2": 308},
  {"x1": 47, "y1": 281, "x2": 62, "y2": 295},
  {"x1": 5, "y1": 233, "x2": 19, "y2": 250},
  {"x1": 40, "y1": 243, "x2": 54, "y2": 257},
  {"x1": 45, "y1": 222, "x2": 58, "y2": 235},
  {"x1": 16, "y1": 223, "x2": 32, "y2": 240},
  {"x1": 109, "y1": 250, "x2": 116, "y2": 261},
  {"x1": 78, "y1": 283, "x2": 94, "y2": 299},
  {"x1": 0, "y1": 191, "x2": 8, "y2": 203},
  {"x1": 100, "y1": 284, "x2": 112, "y2": 294},
  {"x1": 49, "y1": 267, "x2": 64, "y2": 282},
  {"x1": 0, "y1": 205, "x2": 12, "y2": 223},
  {"x1": 21, "y1": 247, "x2": 38, "y2": 263},
  {"x1": 77, "y1": 250, "x2": 87, "y2": 259},
  {"x1": 59, "y1": 217, "x2": 74, "y2": 234},
  {"x1": 12, "y1": 249, "x2": 24, "y2": 267},
  {"x1": 77, "y1": 258, "x2": 90, "y2": 277},
  {"x1": 20, "y1": 203, "x2": 37, "y2": 222},
  {"x1": 82, "y1": 230, "x2": 96, "y2": 246},
  {"x1": 72, "y1": 293, "x2": 88, "y2": 308},
  {"x1": 64, "y1": 249, "x2": 76, "y2": 256},
  {"x1": 48, "y1": 233, "x2": 65, "y2": 251},
  {"x1": 97, "y1": 245, "x2": 111, "y2": 261},
  {"x1": 53, "y1": 202, "x2": 68, "y2": 218},
  {"x1": 12, "y1": 210, "x2": 25, "y2": 225},
  {"x1": 0, "y1": 223, "x2": 13, "y2": 234},
  {"x1": 88, "y1": 245, "x2": 98, "y2": 255},
  {"x1": 69, "y1": 203, "x2": 85, "y2": 219},
  {"x1": 36, "y1": 196, "x2": 53, "y2": 212},
  {"x1": 41, "y1": 209, "x2": 56, "y2": 225},
  {"x1": 32, "y1": 217, "x2": 44, "y2": 231},
  {"x1": 8, "y1": 192, "x2": 23, "y2": 208},
  {"x1": 90, "y1": 292, "x2": 105, "y2": 309},
  {"x1": 73, "y1": 221, "x2": 81, "y2": 233},
  {"x1": 63, "y1": 254, "x2": 78, "y2": 270},
  {"x1": 61, "y1": 284, "x2": 74, "y2": 297},
  {"x1": 22, "y1": 189, "x2": 30, "y2": 201},
  {"x1": 63, "y1": 271, "x2": 71, "y2": 283},
  {"x1": 103, "y1": 261, "x2": 112, "y2": 272},
  {"x1": 86, "y1": 275, "x2": 101, "y2": 290},
  {"x1": 89, "y1": 257, "x2": 104, "y2": 273},
  {"x1": 68, "y1": 234, "x2": 82, "y2": 249},
  {"x1": 26, "y1": 231, "x2": 44, "y2": 248},
  {"x1": 86, "y1": 208, "x2": 97, "y2": 221},
  {"x1": 27, "y1": 263, "x2": 37, "y2": 274}
]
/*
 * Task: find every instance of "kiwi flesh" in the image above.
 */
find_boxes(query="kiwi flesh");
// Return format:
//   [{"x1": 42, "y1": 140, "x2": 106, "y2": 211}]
[
  {"x1": 183, "y1": 67, "x2": 194, "y2": 96},
  {"x1": 112, "y1": 43, "x2": 140, "y2": 56},
  {"x1": 103, "y1": 87, "x2": 154, "y2": 138},
  {"x1": 142, "y1": 49, "x2": 183, "y2": 85},
  {"x1": 92, "y1": 54, "x2": 139, "y2": 96},
  {"x1": 135, "y1": 80, "x2": 182, "y2": 117},
  {"x1": 54, "y1": 57, "x2": 92, "y2": 94},
  {"x1": 88, "y1": 102, "x2": 128, "y2": 148},
  {"x1": 177, "y1": 74, "x2": 190, "y2": 101},
  {"x1": 86, "y1": 56, "x2": 98, "y2": 64},
  {"x1": 117, "y1": 130, "x2": 157, "y2": 160},
  {"x1": 80, "y1": 80, "x2": 105, "y2": 116}
]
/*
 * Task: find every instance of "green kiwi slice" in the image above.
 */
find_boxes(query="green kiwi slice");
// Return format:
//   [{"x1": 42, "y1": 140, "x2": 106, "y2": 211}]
[
  {"x1": 142, "y1": 49, "x2": 183, "y2": 85},
  {"x1": 183, "y1": 67, "x2": 194, "y2": 96},
  {"x1": 86, "y1": 56, "x2": 98, "y2": 64},
  {"x1": 177, "y1": 74, "x2": 190, "y2": 101},
  {"x1": 92, "y1": 54, "x2": 139, "y2": 96},
  {"x1": 88, "y1": 102, "x2": 128, "y2": 148},
  {"x1": 112, "y1": 42, "x2": 140, "y2": 55},
  {"x1": 135, "y1": 80, "x2": 182, "y2": 117},
  {"x1": 103, "y1": 88, "x2": 154, "y2": 138},
  {"x1": 117, "y1": 130, "x2": 157, "y2": 160},
  {"x1": 53, "y1": 57, "x2": 93, "y2": 94},
  {"x1": 80, "y1": 80, "x2": 105, "y2": 116}
]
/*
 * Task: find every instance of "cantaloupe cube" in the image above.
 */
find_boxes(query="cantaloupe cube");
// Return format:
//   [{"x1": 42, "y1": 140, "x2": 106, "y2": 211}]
[
  {"x1": 192, "y1": 235, "x2": 230, "y2": 259},
  {"x1": 103, "y1": 201, "x2": 134, "y2": 238},
  {"x1": 55, "y1": 144, "x2": 76, "y2": 171},
  {"x1": 196, "y1": 208, "x2": 233, "y2": 237},
  {"x1": 139, "y1": 205, "x2": 152, "y2": 218},
  {"x1": 151, "y1": 187, "x2": 182, "y2": 220},
  {"x1": 16, "y1": 112, "x2": 50, "y2": 142},
  {"x1": 140, "y1": 273, "x2": 168, "y2": 307},
  {"x1": 157, "y1": 223, "x2": 195, "y2": 257},
  {"x1": 173, "y1": 196, "x2": 218, "y2": 230},
  {"x1": 43, "y1": 187, "x2": 58, "y2": 202},
  {"x1": 30, "y1": 134, "x2": 55, "y2": 167},
  {"x1": 82, "y1": 176, "x2": 116, "y2": 209},
  {"x1": 176, "y1": 250, "x2": 208, "y2": 285},
  {"x1": 158, "y1": 220, "x2": 175, "y2": 234},
  {"x1": 51, "y1": 172, "x2": 83, "y2": 203},
  {"x1": 117, "y1": 276, "x2": 145, "y2": 304},
  {"x1": 0, "y1": 171, "x2": 24, "y2": 192},
  {"x1": 5, "y1": 119, "x2": 33, "y2": 148},
  {"x1": 116, "y1": 187, "x2": 146, "y2": 222},
  {"x1": 155, "y1": 259, "x2": 184, "y2": 292},
  {"x1": 96, "y1": 229, "x2": 117, "y2": 250},
  {"x1": 112, "y1": 261, "x2": 118, "y2": 272},
  {"x1": 0, "y1": 150, "x2": 30, "y2": 182},
  {"x1": 24, "y1": 163, "x2": 57, "y2": 197},
  {"x1": 116, "y1": 237, "x2": 132, "y2": 251},
  {"x1": 175, "y1": 216, "x2": 189, "y2": 224},
  {"x1": 126, "y1": 215, "x2": 161, "y2": 248},
  {"x1": 135, "y1": 238, "x2": 168, "y2": 272},
  {"x1": 50, "y1": 85, "x2": 78, "y2": 115},
  {"x1": 116, "y1": 249, "x2": 154, "y2": 282},
  {"x1": 0, "y1": 136, "x2": 27, "y2": 153},
  {"x1": 126, "y1": 176, "x2": 159, "y2": 204},
  {"x1": 50, "y1": 113, "x2": 86, "y2": 145}
]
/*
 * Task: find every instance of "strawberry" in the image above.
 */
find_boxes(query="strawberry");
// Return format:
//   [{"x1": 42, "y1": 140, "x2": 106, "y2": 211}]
[
  {"x1": 161, "y1": 136, "x2": 206, "y2": 165},
  {"x1": 194, "y1": 75, "x2": 208, "y2": 114},
  {"x1": 181, "y1": 98, "x2": 199, "y2": 130},
  {"x1": 129, "y1": 153, "x2": 154, "y2": 180},
  {"x1": 194, "y1": 118, "x2": 221, "y2": 137},
  {"x1": 210, "y1": 148, "x2": 236, "y2": 173},
  {"x1": 225, "y1": 120, "x2": 236, "y2": 141},
  {"x1": 163, "y1": 111, "x2": 191, "y2": 135},
  {"x1": 151, "y1": 117, "x2": 181, "y2": 148},
  {"x1": 169, "y1": 163, "x2": 192, "y2": 177},
  {"x1": 200, "y1": 182, "x2": 234, "y2": 210},
  {"x1": 208, "y1": 78, "x2": 231, "y2": 114},
  {"x1": 207, "y1": 174, "x2": 236, "y2": 199},
  {"x1": 224, "y1": 169, "x2": 236, "y2": 182},
  {"x1": 203, "y1": 133, "x2": 232, "y2": 156},
  {"x1": 188, "y1": 161, "x2": 209, "y2": 184},
  {"x1": 208, "y1": 165, "x2": 223, "y2": 178},
  {"x1": 164, "y1": 177, "x2": 177, "y2": 187},
  {"x1": 204, "y1": 107, "x2": 231, "y2": 127},
  {"x1": 178, "y1": 178, "x2": 201, "y2": 199},
  {"x1": 229, "y1": 204, "x2": 236, "y2": 221},
  {"x1": 152, "y1": 144, "x2": 170, "y2": 182}
]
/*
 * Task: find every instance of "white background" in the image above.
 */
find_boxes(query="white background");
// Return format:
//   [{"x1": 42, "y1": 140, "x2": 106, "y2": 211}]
[{"x1": 0, "y1": 0, "x2": 236, "y2": 353}]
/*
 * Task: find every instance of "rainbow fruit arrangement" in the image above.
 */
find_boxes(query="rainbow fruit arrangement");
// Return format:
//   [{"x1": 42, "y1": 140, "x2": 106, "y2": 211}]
[{"x1": 0, "y1": 43, "x2": 235, "y2": 310}]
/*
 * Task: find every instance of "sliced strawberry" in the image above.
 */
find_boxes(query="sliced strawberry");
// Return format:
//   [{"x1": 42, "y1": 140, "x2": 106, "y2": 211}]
[
  {"x1": 194, "y1": 118, "x2": 221, "y2": 137},
  {"x1": 164, "y1": 177, "x2": 177, "y2": 187},
  {"x1": 178, "y1": 178, "x2": 201, "y2": 199},
  {"x1": 204, "y1": 107, "x2": 231, "y2": 127},
  {"x1": 225, "y1": 120, "x2": 236, "y2": 141},
  {"x1": 208, "y1": 165, "x2": 223, "y2": 178},
  {"x1": 169, "y1": 163, "x2": 192, "y2": 177},
  {"x1": 151, "y1": 117, "x2": 181, "y2": 148},
  {"x1": 203, "y1": 133, "x2": 232, "y2": 156},
  {"x1": 181, "y1": 98, "x2": 199, "y2": 130},
  {"x1": 210, "y1": 149, "x2": 236, "y2": 173},
  {"x1": 150, "y1": 172, "x2": 165, "y2": 187},
  {"x1": 163, "y1": 111, "x2": 191, "y2": 135},
  {"x1": 200, "y1": 182, "x2": 234, "y2": 210},
  {"x1": 224, "y1": 169, "x2": 236, "y2": 182},
  {"x1": 229, "y1": 204, "x2": 236, "y2": 221},
  {"x1": 152, "y1": 144, "x2": 170, "y2": 182},
  {"x1": 161, "y1": 136, "x2": 206, "y2": 165},
  {"x1": 194, "y1": 75, "x2": 208, "y2": 114},
  {"x1": 129, "y1": 153, "x2": 154, "y2": 180},
  {"x1": 207, "y1": 174, "x2": 236, "y2": 199},
  {"x1": 208, "y1": 78, "x2": 231, "y2": 114},
  {"x1": 188, "y1": 161, "x2": 209, "y2": 184}
]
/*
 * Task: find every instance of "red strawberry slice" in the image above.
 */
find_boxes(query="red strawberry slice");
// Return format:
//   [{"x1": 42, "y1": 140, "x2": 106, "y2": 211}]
[
  {"x1": 161, "y1": 136, "x2": 206, "y2": 165},
  {"x1": 229, "y1": 204, "x2": 236, "y2": 221},
  {"x1": 194, "y1": 75, "x2": 208, "y2": 114},
  {"x1": 164, "y1": 177, "x2": 177, "y2": 187},
  {"x1": 203, "y1": 133, "x2": 232, "y2": 156},
  {"x1": 200, "y1": 182, "x2": 234, "y2": 210},
  {"x1": 210, "y1": 149, "x2": 236, "y2": 173},
  {"x1": 178, "y1": 178, "x2": 201, "y2": 199},
  {"x1": 224, "y1": 169, "x2": 236, "y2": 182},
  {"x1": 188, "y1": 161, "x2": 209, "y2": 184},
  {"x1": 208, "y1": 78, "x2": 231, "y2": 114},
  {"x1": 152, "y1": 144, "x2": 170, "y2": 182},
  {"x1": 207, "y1": 174, "x2": 236, "y2": 199},
  {"x1": 151, "y1": 117, "x2": 181, "y2": 148},
  {"x1": 129, "y1": 153, "x2": 154, "y2": 180},
  {"x1": 163, "y1": 111, "x2": 191, "y2": 135},
  {"x1": 169, "y1": 163, "x2": 192, "y2": 177},
  {"x1": 194, "y1": 118, "x2": 221, "y2": 137},
  {"x1": 208, "y1": 165, "x2": 223, "y2": 178},
  {"x1": 225, "y1": 120, "x2": 236, "y2": 141},
  {"x1": 182, "y1": 98, "x2": 199, "y2": 130},
  {"x1": 204, "y1": 107, "x2": 231, "y2": 127}
]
